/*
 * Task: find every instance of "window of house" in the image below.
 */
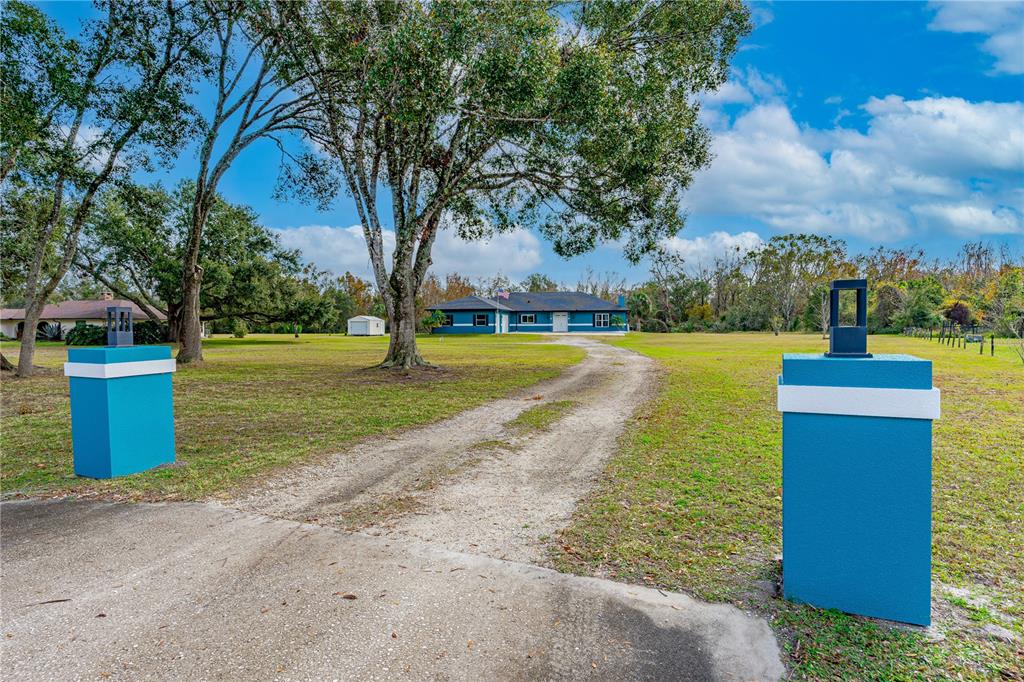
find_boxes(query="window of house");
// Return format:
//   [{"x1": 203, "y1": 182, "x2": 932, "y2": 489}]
[
  {"x1": 594, "y1": 313, "x2": 610, "y2": 327},
  {"x1": 443, "y1": 313, "x2": 454, "y2": 326},
  {"x1": 520, "y1": 313, "x2": 535, "y2": 324},
  {"x1": 474, "y1": 313, "x2": 489, "y2": 326}
]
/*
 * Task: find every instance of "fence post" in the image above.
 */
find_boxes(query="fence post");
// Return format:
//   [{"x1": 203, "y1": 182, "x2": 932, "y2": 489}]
[{"x1": 991, "y1": 335, "x2": 995, "y2": 357}]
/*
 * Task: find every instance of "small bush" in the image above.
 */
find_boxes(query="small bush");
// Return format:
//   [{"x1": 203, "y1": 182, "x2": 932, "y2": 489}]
[
  {"x1": 64, "y1": 324, "x2": 106, "y2": 346},
  {"x1": 134, "y1": 320, "x2": 168, "y2": 344},
  {"x1": 230, "y1": 318, "x2": 248, "y2": 338}
]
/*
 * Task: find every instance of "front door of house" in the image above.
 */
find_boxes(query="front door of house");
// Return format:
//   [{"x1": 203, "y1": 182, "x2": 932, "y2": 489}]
[{"x1": 553, "y1": 312, "x2": 568, "y2": 333}]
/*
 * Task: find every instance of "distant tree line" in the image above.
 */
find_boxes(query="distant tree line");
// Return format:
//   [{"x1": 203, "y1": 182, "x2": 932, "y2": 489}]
[{"x1": 626, "y1": 237, "x2": 1023, "y2": 339}]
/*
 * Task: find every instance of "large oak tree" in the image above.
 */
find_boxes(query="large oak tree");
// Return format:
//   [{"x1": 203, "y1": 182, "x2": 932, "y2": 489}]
[
  {"x1": 175, "y1": 1, "x2": 315, "y2": 363},
  {"x1": 282, "y1": 0, "x2": 750, "y2": 368}
]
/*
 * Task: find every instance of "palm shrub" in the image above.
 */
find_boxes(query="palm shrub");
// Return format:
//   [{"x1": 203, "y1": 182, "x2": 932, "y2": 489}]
[
  {"x1": 421, "y1": 310, "x2": 447, "y2": 333},
  {"x1": 35, "y1": 322, "x2": 63, "y2": 341}
]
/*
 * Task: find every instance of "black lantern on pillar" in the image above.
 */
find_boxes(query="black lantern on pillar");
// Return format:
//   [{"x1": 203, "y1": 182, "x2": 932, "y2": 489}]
[
  {"x1": 826, "y1": 279, "x2": 871, "y2": 358},
  {"x1": 106, "y1": 306, "x2": 134, "y2": 347}
]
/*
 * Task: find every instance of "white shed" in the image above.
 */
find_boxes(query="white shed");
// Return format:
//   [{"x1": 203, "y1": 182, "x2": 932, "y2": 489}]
[{"x1": 347, "y1": 315, "x2": 385, "y2": 336}]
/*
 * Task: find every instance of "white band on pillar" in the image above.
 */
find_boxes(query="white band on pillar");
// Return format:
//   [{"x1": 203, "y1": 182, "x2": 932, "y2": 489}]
[
  {"x1": 777, "y1": 383, "x2": 941, "y2": 420},
  {"x1": 64, "y1": 359, "x2": 177, "y2": 379}
]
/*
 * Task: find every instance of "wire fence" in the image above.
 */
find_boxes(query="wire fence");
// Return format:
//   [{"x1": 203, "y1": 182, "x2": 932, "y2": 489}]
[{"x1": 901, "y1": 323, "x2": 997, "y2": 356}]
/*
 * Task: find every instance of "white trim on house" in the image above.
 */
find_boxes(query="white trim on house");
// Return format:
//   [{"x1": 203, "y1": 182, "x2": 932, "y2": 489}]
[
  {"x1": 777, "y1": 383, "x2": 941, "y2": 420},
  {"x1": 64, "y1": 359, "x2": 177, "y2": 379}
]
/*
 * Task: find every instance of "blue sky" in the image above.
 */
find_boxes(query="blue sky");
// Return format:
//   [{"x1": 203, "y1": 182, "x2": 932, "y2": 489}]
[{"x1": 43, "y1": 1, "x2": 1024, "y2": 285}]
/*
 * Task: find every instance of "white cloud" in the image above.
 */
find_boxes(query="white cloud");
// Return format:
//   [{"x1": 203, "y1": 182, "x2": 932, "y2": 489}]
[
  {"x1": 703, "y1": 80, "x2": 754, "y2": 106},
  {"x1": 430, "y1": 228, "x2": 542, "y2": 276},
  {"x1": 701, "y1": 67, "x2": 785, "y2": 114},
  {"x1": 852, "y1": 95, "x2": 1024, "y2": 174},
  {"x1": 686, "y1": 93, "x2": 1024, "y2": 241},
  {"x1": 912, "y1": 201, "x2": 1023, "y2": 236},
  {"x1": 927, "y1": 1, "x2": 1024, "y2": 75},
  {"x1": 660, "y1": 230, "x2": 764, "y2": 265},
  {"x1": 750, "y1": 2, "x2": 774, "y2": 28},
  {"x1": 59, "y1": 124, "x2": 112, "y2": 171},
  {"x1": 273, "y1": 224, "x2": 541, "y2": 280},
  {"x1": 274, "y1": 225, "x2": 386, "y2": 279}
]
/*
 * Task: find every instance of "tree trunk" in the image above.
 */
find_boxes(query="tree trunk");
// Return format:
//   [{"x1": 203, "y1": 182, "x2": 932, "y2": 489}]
[
  {"x1": 381, "y1": 282, "x2": 428, "y2": 369},
  {"x1": 1, "y1": 353, "x2": 15, "y2": 372},
  {"x1": 177, "y1": 265, "x2": 204, "y2": 363},
  {"x1": 16, "y1": 301, "x2": 44, "y2": 377},
  {"x1": 165, "y1": 302, "x2": 182, "y2": 342}
]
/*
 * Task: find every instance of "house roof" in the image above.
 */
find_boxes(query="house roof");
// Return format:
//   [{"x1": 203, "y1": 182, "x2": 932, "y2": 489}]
[
  {"x1": 429, "y1": 291, "x2": 625, "y2": 312},
  {"x1": 427, "y1": 295, "x2": 513, "y2": 311},
  {"x1": 0, "y1": 299, "x2": 166, "y2": 322},
  {"x1": 348, "y1": 315, "x2": 384, "y2": 322}
]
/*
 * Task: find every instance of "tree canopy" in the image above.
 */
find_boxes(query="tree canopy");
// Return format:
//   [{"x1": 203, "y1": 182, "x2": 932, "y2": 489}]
[
  {"x1": 77, "y1": 182, "x2": 328, "y2": 337},
  {"x1": 280, "y1": 0, "x2": 751, "y2": 366}
]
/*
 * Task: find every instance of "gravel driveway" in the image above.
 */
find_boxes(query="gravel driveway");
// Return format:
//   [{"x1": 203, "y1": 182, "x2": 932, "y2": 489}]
[{"x1": 234, "y1": 337, "x2": 657, "y2": 564}]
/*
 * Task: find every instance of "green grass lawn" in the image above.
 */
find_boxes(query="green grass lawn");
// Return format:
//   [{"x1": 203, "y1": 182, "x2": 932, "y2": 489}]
[
  {"x1": 1, "y1": 334, "x2": 583, "y2": 500},
  {"x1": 555, "y1": 333, "x2": 1023, "y2": 680}
]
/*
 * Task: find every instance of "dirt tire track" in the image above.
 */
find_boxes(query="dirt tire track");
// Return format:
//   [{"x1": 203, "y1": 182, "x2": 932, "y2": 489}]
[{"x1": 233, "y1": 337, "x2": 656, "y2": 563}]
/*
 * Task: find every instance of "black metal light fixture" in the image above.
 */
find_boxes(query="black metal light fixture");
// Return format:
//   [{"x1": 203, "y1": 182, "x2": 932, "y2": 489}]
[
  {"x1": 106, "y1": 306, "x2": 134, "y2": 347},
  {"x1": 826, "y1": 279, "x2": 871, "y2": 358}
]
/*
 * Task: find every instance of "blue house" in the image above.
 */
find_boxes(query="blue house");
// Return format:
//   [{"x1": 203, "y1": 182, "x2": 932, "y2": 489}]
[{"x1": 428, "y1": 292, "x2": 628, "y2": 334}]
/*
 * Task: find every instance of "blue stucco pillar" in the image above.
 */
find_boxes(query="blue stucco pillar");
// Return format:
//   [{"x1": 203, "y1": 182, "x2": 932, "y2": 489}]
[
  {"x1": 777, "y1": 353, "x2": 940, "y2": 625},
  {"x1": 64, "y1": 346, "x2": 177, "y2": 478}
]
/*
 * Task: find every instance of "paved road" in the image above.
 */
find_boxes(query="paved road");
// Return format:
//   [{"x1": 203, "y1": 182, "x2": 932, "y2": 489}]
[{"x1": 1, "y1": 500, "x2": 784, "y2": 680}]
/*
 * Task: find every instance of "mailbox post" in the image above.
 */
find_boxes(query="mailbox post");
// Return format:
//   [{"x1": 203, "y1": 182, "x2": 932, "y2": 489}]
[
  {"x1": 63, "y1": 307, "x2": 176, "y2": 478},
  {"x1": 777, "y1": 279, "x2": 940, "y2": 625}
]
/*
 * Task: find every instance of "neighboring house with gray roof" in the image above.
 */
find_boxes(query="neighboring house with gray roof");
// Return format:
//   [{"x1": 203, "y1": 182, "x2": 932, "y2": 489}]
[
  {"x1": 0, "y1": 295, "x2": 166, "y2": 340},
  {"x1": 427, "y1": 291, "x2": 627, "y2": 334}
]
